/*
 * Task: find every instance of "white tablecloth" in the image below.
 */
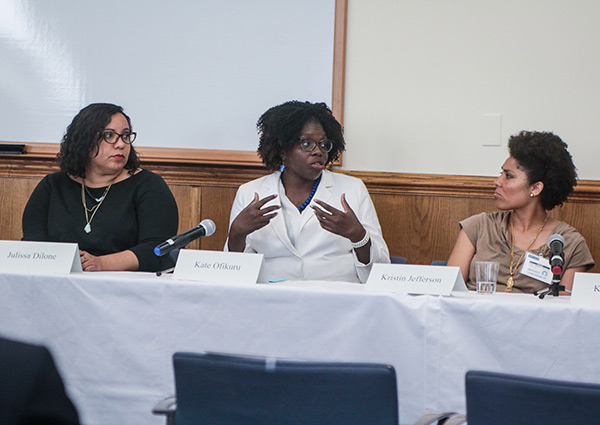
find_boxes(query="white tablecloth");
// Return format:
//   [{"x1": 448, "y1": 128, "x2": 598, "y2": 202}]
[{"x1": 1, "y1": 271, "x2": 599, "y2": 425}]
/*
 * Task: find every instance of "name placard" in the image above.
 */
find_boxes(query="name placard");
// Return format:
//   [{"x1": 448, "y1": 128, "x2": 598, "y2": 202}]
[
  {"x1": 365, "y1": 263, "x2": 468, "y2": 295},
  {"x1": 173, "y1": 249, "x2": 263, "y2": 284},
  {"x1": 571, "y1": 272, "x2": 600, "y2": 307},
  {"x1": 0, "y1": 240, "x2": 82, "y2": 274}
]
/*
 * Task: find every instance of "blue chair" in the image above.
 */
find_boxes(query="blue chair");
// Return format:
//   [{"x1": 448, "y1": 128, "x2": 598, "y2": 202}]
[
  {"x1": 390, "y1": 256, "x2": 408, "y2": 264},
  {"x1": 465, "y1": 370, "x2": 600, "y2": 424},
  {"x1": 154, "y1": 351, "x2": 398, "y2": 425},
  {"x1": 430, "y1": 260, "x2": 447, "y2": 266}
]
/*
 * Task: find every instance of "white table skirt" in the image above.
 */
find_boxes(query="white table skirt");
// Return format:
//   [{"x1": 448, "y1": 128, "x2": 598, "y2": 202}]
[{"x1": 1, "y1": 271, "x2": 598, "y2": 425}]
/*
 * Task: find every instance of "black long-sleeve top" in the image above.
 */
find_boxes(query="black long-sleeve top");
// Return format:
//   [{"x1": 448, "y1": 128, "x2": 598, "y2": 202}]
[{"x1": 22, "y1": 169, "x2": 179, "y2": 272}]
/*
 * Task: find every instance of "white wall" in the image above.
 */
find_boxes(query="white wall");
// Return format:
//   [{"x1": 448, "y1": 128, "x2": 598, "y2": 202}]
[
  {"x1": 342, "y1": 0, "x2": 600, "y2": 179},
  {"x1": 2, "y1": 0, "x2": 599, "y2": 179},
  {"x1": 0, "y1": 0, "x2": 334, "y2": 151}
]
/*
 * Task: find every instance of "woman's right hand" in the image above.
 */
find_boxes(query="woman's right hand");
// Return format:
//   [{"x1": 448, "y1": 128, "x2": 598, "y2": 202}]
[{"x1": 227, "y1": 193, "x2": 280, "y2": 252}]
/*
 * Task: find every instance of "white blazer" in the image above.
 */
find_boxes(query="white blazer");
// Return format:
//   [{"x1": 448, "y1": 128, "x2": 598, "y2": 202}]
[{"x1": 226, "y1": 170, "x2": 390, "y2": 283}]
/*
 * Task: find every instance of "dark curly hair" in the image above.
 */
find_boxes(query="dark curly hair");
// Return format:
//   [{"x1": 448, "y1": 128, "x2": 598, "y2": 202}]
[
  {"x1": 257, "y1": 101, "x2": 345, "y2": 171},
  {"x1": 508, "y1": 130, "x2": 577, "y2": 210},
  {"x1": 57, "y1": 103, "x2": 140, "y2": 178}
]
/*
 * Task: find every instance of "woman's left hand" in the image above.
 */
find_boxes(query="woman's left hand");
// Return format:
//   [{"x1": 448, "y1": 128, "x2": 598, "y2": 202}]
[
  {"x1": 79, "y1": 249, "x2": 138, "y2": 272},
  {"x1": 311, "y1": 194, "x2": 366, "y2": 243},
  {"x1": 80, "y1": 250, "x2": 102, "y2": 271}
]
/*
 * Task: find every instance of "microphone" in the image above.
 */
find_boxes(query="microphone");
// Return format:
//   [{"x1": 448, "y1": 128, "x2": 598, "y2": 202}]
[
  {"x1": 535, "y1": 234, "x2": 567, "y2": 299},
  {"x1": 547, "y1": 234, "x2": 565, "y2": 276},
  {"x1": 154, "y1": 219, "x2": 216, "y2": 257}
]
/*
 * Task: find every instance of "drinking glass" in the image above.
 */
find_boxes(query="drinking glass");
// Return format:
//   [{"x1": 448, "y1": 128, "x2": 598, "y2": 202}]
[{"x1": 475, "y1": 261, "x2": 499, "y2": 294}]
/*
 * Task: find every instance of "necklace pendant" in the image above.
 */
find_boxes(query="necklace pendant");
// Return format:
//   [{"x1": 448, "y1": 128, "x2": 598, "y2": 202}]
[
  {"x1": 84, "y1": 223, "x2": 91, "y2": 233},
  {"x1": 505, "y1": 276, "x2": 514, "y2": 292}
]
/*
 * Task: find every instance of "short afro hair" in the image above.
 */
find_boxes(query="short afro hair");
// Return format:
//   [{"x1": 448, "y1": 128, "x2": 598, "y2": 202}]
[
  {"x1": 256, "y1": 101, "x2": 345, "y2": 171},
  {"x1": 508, "y1": 130, "x2": 577, "y2": 210},
  {"x1": 57, "y1": 103, "x2": 140, "y2": 178}
]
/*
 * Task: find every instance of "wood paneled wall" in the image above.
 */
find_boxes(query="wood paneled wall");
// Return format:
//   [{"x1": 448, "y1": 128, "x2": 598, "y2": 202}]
[{"x1": 2, "y1": 154, "x2": 599, "y2": 272}]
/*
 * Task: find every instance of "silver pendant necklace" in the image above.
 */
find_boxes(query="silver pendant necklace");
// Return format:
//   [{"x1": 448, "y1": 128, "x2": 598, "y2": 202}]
[
  {"x1": 81, "y1": 181, "x2": 112, "y2": 233},
  {"x1": 85, "y1": 186, "x2": 106, "y2": 203}
]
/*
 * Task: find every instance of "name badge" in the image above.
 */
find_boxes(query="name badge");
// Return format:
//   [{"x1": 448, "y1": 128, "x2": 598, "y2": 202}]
[
  {"x1": 520, "y1": 252, "x2": 552, "y2": 284},
  {"x1": 571, "y1": 272, "x2": 600, "y2": 307},
  {"x1": 364, "y1": 264, "x2": 468, "y2": 295},
  {"x1": 0, "y1": 240, "x2": 82, "y2": 274},
  {"x1": 173, "y1": 249, "x2": 263, "y2": 284}
]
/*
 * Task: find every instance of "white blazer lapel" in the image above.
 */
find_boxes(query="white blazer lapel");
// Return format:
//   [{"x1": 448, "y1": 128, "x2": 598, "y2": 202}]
[
  {"x1": 265, "y1": 172, "x2": 299, "y2": 255},
  {"x1": 298, "y1": 170, "x2": 334, "y2": 232}
]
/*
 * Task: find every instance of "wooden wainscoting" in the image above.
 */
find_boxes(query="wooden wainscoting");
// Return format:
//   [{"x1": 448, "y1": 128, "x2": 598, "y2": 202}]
[{"x1": 2, "y1": 154, "x2": 599, "y2": 272}]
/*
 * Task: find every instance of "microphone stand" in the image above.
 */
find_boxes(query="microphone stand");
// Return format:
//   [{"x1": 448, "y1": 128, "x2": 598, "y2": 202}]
[
  {"x1": 156, "y1": 267, "x2": 175, "y2": 277},
  {"x1": 155, "y1": 248, "x2": 181, "y2": 276},
  {"x1": 534, "y1": 272, "x2": 565, "y2": 299}
]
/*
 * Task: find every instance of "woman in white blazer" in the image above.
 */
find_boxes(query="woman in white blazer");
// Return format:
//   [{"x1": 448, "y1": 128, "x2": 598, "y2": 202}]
[{"x1": 226, "y1": 101, "x2": 389, "y2": 283}]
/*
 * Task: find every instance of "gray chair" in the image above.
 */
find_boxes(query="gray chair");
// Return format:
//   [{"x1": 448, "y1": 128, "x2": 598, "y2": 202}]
[
  {"x1": 465, "y1": 370, "x2": 600, "y2": 424},
  {"x1": 390, "y1": 256, "x2": 408, "y2": 264},
  {"x1": 443, "y1": 415, "x2": 467, "y2": 425},
  {"x1": 414, "y1": 370, "x2": 600, "y2": 425},
  {"x1": 153, "y1": 351, "x2": 398, "y2": 425}
]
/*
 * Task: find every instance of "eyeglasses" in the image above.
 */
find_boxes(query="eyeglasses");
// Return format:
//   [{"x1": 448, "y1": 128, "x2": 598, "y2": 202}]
[
  {"x1": 99, "y1": 131, "x2": 137, "y2": 145},
  {"x1": 298, "y1": 138, "x2": 333, "y2": 153}
]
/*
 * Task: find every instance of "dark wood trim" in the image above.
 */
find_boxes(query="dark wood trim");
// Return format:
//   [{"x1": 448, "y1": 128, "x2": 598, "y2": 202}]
[
  {"x1": 3, "y1": 155, "x2": 600, "y2": 270},
  {"x1": 0, "y1": 142, "x2": 265, "y2": 167}
]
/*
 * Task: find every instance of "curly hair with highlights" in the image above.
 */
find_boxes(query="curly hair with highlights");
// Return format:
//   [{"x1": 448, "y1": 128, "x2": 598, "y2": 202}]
[
  {"x1": 508, "y1": 130, "x2": 577, "y2": 210},
  {"x1": 57, "y1": 103, "x2": 140, "y2": 178},
  {"x1": 256, "y1": 101, "x2": 345, "y2": 171}
]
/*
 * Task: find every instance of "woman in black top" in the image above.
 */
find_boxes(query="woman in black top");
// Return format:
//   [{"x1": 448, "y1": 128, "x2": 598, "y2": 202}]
[{"x1": 22, "y1": 103, "x2": 178, "y2": 272}]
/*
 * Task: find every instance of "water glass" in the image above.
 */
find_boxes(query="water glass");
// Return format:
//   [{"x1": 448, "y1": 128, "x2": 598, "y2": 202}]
[{"x1": 475, "y1": 261, "x2": 499, "y2": 294}]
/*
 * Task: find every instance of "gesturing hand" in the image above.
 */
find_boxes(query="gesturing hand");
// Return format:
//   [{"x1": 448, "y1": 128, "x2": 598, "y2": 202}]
[
  {"x1": 228, "y1": 193, "x2": 280, "y2": 252},
  {"x1": 311, "y1": 193, "x2": 366, "y2": 243}
]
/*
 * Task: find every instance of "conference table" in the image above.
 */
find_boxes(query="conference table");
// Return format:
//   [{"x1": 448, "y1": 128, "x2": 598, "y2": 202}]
[{"x1": 1, "y1": 271, "x2": 599, "y2": 425}]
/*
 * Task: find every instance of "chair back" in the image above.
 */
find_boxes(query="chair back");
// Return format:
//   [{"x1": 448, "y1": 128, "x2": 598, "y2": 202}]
[
  {"x1": 390, "y1": 256, "x2": 408, "y2": 264},
  {"x1": 466, "y1": 370, "x2": 600, "y2": 424},
  {"x1": 173, "y1": 352, "x2": 398, "y2": 425}
]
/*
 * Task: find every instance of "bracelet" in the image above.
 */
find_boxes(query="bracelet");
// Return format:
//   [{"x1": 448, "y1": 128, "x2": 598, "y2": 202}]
[{"x1": 351, "y1": 229, "x2": 370, "y2": 249}]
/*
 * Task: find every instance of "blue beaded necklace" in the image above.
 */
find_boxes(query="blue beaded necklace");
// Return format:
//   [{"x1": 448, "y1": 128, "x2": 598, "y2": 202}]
[
  {"x1": 281, "y1": 167, "x2": 322, "y2": 213},
  {"x1": 297, "y1": 175, "x2": 321, "y2": 212}
]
